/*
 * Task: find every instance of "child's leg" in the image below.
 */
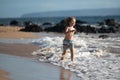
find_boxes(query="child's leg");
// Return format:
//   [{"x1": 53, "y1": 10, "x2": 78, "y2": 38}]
[
  {"x1": 61, "y1": 50, "x2": 66, "y2": 60},
  {"x1": 70, "y1": 48, "x2": 74, "y2": 61},
  {"x1": 61, "y1": 44, "x2": 67, "y2": 60}
]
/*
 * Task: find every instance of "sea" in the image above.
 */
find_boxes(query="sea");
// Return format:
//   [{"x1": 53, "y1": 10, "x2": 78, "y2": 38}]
[{"x1": 0, "y1": 15, "x2": 120, "y2": 26}]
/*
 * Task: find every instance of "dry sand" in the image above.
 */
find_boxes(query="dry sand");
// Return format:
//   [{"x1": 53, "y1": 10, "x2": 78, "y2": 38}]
[
  {"x1": 0, "y1": 26, "x2": 39, "y2": 38},
  {"x1": 0, "y1": 26, "x2": 40, "y2": 58}
]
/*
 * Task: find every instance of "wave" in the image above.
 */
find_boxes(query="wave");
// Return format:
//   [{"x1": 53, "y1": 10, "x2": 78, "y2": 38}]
[{"x1": 31, "y1": 34, "x2": 120, "y2": 80}]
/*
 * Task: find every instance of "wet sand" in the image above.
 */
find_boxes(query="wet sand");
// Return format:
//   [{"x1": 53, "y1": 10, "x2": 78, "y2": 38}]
[
  {"x1": 0, "y1": 43, "x2": 39, "y2": 58},
  {"x1": 0, "y1": 69, "x2": 10, "y2": 80}
]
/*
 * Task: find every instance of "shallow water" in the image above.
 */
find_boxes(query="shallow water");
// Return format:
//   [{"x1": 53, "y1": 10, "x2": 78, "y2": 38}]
[
  {"x1": 0, "y1": 53, "x2": 79, "y2": 80},
  {"x1": 31, "y1": 33, "x2": 120, "y2": 80}
]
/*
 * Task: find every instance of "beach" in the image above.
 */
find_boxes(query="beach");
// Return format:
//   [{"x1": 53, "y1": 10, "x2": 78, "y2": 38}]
[
  {"x1": 1, "y1": 0, "x2": 120, "y2": 79},
  {"x1": 0, "y1": 26, "x2": 120, "y2": 80},
  {"x1": 0, "y1": 26, "x2": 79, "y2": 80}
]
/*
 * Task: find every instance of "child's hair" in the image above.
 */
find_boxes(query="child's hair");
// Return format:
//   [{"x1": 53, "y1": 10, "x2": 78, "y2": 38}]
[{"x1": 65, "y1": 16, "x2": 76, "y2": 26}]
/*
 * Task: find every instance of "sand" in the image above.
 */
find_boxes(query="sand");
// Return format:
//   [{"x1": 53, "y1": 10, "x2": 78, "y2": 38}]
[
  {"x1": 0, "y1": 26, "x2": 39, "y2": 80},
  {"x1": 0, "y1": 26, "x2": 38, "y2": 38},
  {"x1": 0, "y1": 69, "x2": 10, "y2": 80},
  {"x1": 0, "y1": 43, "x2": 39, "y2": 58},
  {"x1": 0, "y1": 26, "x2": 33, "y2": 80}
]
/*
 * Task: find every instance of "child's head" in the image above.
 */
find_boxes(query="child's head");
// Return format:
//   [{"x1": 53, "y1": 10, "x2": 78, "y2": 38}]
[{"x1": 65, "y1": 16, "x2": 76, "y2": 27}]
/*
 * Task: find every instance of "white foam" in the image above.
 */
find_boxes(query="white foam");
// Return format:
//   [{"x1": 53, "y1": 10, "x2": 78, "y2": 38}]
[{"x1": 31, "y1": 34, "x2": 120, "y2": 80}]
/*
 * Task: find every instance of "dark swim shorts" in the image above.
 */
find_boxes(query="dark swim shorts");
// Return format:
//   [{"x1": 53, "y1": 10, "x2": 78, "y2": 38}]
[{"x1": 63, "y1": 39, "x2": 74, "y2": 50}]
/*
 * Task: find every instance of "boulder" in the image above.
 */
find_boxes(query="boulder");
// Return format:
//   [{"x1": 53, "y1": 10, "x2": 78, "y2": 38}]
[
  {"x1": 10, "y1": 20, "x2": 19, "y2": 26},
  {"x1": 44, "y1": 19, "x2": 87, "y2": 33},
  {"x1": 41, "y1": 22, "x2": 54, "y2": 30},
  {"x1": 44, "y1": 20, "x2": 65, "y2": 32},
  {"x1": 21, "y1": 21, "x2": 43, "y2": 32}
]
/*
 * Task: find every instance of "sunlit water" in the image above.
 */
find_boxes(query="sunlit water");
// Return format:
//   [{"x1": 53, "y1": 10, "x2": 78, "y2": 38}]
[{"x1": 31, "y1": 33, "x2": 120, "y2": 80}]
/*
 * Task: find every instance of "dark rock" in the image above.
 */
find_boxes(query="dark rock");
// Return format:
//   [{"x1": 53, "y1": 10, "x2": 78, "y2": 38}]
[
  {"x1": 104, "y1": 18, "x2": 116, "y2": 26},
  {"x1": 44, "y1": 20, "x2": 65, "y2": 32},
  {"x1": 10, "y1": 20, "x2": 19, "y2": 26},
  {"x1": 41, "y1": 22, "x2": 54, "y2": 29},
  {"x1": 0, "y1": 24, "x2": 4, "y2": 26},
  {"x1": 20, "y1": 21, "x2": 43, "y2": 32},
  {"x1": 44, "y1": 19, "x2": 88, "y2": 33},
  {"x1": 76, "y1": 23, "x2": 98, "y2": 33},
  {"x1": 99, "y1": 35, "x2": 109, "y2": 39}
]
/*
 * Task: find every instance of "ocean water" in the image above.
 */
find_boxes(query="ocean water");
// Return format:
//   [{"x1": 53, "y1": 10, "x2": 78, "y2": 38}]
[
  {"x1": 0, "y1": 16, "x2": 120, "y2": 26},
  {"x1": 31, "y1": 33, "x2": 120, "y2": 80}
]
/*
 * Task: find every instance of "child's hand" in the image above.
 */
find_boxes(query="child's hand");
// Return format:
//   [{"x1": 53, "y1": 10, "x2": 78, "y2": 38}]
[
  {"x1": 71, "y1": 29, "x2": 76, "y2": 32},
  {"x1": 71, "y1": 30, "x2": 75, "y2": 32}
]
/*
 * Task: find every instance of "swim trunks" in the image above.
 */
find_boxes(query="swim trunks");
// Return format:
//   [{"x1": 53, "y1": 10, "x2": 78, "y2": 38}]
[{"x1": 63, "y1": 39, "x2": 74, "y2": 50}]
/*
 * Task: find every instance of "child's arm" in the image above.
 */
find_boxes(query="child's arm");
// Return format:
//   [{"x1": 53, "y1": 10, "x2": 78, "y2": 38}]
[
  {"x1": 70, "y1": 28, "x2": 76, "y2": 32},
  {"x1": 65, "y1": 27, "x2": 76, "y2": 33},
  {"x1": 71, "y1": 29, "x2": 76, "y2": 32},
  {"x1": 65, "y1": 27, "x2": 69, "y2": 33}
]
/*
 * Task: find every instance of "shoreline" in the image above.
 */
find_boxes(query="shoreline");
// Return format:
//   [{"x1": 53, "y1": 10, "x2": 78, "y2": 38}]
[
  {"x1": 0, "y1": 43, "x2": 79, "y2": 80},
  {"x1": 0, "y1": 26, "x2": 79, "y2": 80}
]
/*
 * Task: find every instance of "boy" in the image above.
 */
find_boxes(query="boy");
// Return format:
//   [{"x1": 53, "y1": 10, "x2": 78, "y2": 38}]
[{"x1": 61, "y1": 17, "x2": 76, "y2": 61}]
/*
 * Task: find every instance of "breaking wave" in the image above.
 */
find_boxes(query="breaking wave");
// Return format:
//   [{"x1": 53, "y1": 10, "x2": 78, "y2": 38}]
[{"x1": 31, "y1": 34, "x2": 120, "y2": 80}]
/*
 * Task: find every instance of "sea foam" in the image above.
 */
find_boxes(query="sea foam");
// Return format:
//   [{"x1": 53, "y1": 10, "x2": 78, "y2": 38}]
[{"x1": 31, "y1": 34, "x2": 120, "y2": 80}]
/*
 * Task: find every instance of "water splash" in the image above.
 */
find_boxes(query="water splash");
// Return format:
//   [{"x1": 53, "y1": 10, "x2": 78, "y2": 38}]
[{"x1": 31, "y1": 34, "x2": 120, "y2": 80}]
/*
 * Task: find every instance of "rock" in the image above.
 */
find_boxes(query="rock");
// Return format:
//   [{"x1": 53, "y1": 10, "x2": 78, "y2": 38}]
[
  {"x1": 21, "y1": 21, "x2": 43, "y2": 32},
  {"x1": 10, "y1": 20, "x2": 19, "y2": 26},
  {"x1": 98, "y1": 35, "x2": 109, "y2": 39},
  {"x1": 44, "y1": 20, "x2": 65, "y2": 32},
  {"x1": 41, "y1": 22, "x2": 54, "y2": 30}
]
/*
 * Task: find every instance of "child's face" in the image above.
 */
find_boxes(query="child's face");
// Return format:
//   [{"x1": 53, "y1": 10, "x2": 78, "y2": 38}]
[{"x1": 69, "y1": 19, "x2": 76, "y2": 27}]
